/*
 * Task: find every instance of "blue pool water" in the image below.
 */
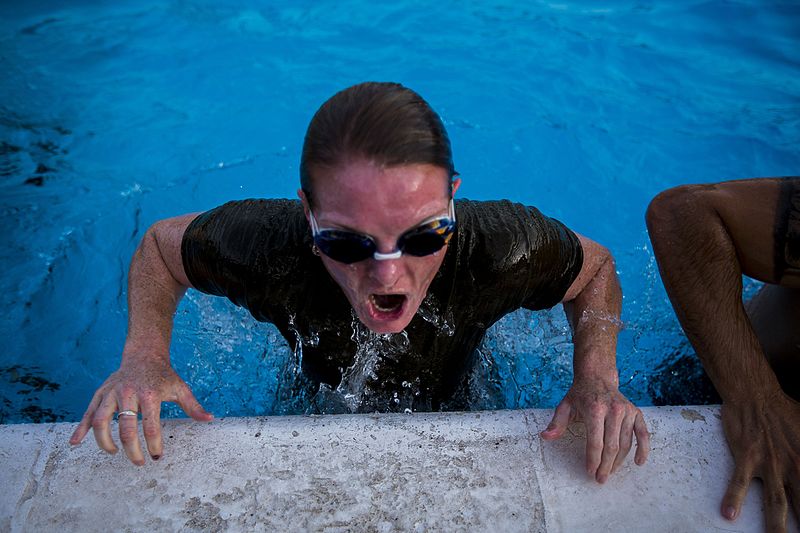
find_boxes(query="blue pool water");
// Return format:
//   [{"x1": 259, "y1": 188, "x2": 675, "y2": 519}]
[{"x1": 1, "y1": 1, "x2": 798, "y2": 423}]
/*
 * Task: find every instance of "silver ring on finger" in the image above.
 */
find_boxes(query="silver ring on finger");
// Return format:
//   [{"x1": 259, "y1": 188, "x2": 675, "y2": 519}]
[{"x1": 117, "y1": 410, "x2": 138, "y2": 419}]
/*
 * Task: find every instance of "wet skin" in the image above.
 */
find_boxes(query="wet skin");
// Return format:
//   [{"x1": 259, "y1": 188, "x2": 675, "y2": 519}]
[
  {"x1": 70, "y1": 157, "x2": 650, "y2": 481},
  {"x1": 647, "y1": 178, "x2": 800, "y2": 532},
  {"x1": 299, "y1": 158, "x2": 460, "y2": 334}
]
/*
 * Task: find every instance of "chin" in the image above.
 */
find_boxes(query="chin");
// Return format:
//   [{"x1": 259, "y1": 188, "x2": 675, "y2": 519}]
[{"x1": 359, "y1": 313, "x2": 413, "y2": 334}]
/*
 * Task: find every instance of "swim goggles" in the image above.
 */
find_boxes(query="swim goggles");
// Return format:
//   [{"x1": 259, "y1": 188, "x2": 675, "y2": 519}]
[{"x1": 309, "y1": 200, "x2": 456, "y2": 264}]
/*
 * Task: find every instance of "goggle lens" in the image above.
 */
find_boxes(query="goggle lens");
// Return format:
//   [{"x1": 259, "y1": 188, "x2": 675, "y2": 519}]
[
  {"x1": 311, "y1": 203, "x2": 456, "y2": 264},
  {"x1": 315, "y1": 232, "x2": 376, "y2": 264}
]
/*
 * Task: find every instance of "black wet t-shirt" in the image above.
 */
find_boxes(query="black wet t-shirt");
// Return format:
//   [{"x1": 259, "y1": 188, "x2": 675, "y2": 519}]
[{"x1": 182, "y1": 199, "x2": 583, "y2": 409}]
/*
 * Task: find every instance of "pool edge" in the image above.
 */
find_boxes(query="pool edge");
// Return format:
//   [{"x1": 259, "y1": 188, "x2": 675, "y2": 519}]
[{"x1": 0, "y1": 406, "x2": 784, "y2": 532}]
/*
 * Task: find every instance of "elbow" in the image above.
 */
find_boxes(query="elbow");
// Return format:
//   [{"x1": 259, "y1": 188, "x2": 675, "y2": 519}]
[
  {"x1": 136, "y1": 219, "x2": 190, "y2": 288},
  {"x1": 596, "y1": 245, "x2": 617, "y2": 289},
  {"x1": 645, "y1": 184, "x2": 711, "y2": 247},
  {"x1": 581, "y1": 237, "x2": 615, "y2": 275},
  {"x1": 563, "y1": 237, "x2": 618, "y2": 303}
]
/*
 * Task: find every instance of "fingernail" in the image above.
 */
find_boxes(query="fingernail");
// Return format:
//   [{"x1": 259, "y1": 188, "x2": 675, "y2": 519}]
[
  {"x1": 597, "y1": 474, "x2": 608, "y2": 484},
  {"x1": 723, "y1": 506, "x2": 737, "y2": 520},
  {"x1": 151, "y1": 455, "x2": 161, "y2": 461}
]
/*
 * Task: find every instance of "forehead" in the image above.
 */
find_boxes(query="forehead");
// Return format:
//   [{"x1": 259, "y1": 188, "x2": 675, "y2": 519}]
[{"x1": 311, "y1": 159, "x2": 451, "y2": 221}]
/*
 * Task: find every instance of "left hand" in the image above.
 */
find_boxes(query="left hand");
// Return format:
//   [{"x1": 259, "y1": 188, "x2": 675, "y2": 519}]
[{"x1": 541, "y1": 379, "x2": 650, "y2": 483}]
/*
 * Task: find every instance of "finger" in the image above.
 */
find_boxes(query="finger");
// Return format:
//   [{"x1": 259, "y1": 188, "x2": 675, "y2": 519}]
[
  {"x1": 585, "y1": 408, "x2": 605, "y2": 480},
  {"x1": 633, "y1": 411, "x2": 650, "y2": 466},
  {"x1": 175, "y1": 383, "x2": 213, "y2": 422},
  {"x1": 91, "y1": 394, "x2": 119, "y2": 454},
  {"x1": 596, "y1": 403, "x2": 624, "y2": 483},
  {"x1": 611, "y1": 409, "x2": 637, "y2": 474},
  {"x1": 762, "y1": 469, "x2": 789, "y2": 531},
  {"x1": 70, "y1": 390, "x2": 103, "y2": 445},
  {"x1": 117, "y1": 403, "x2": 145, "y2": 467},
  {"x1": 721, "y1": 457, "x2": 756, "y2": 521},
  {"x1": 140, "y1": 398, "x2": 163, "y2": 460},
  {"x1": 540, "y1": 399, "x2": 573, "y2": 440}
]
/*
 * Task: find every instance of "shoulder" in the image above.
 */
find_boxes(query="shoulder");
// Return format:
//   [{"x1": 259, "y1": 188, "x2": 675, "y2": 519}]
[
  {"x1": 191, "y1": 198, "x2": 304, "y2": 231},
  {"x1": 454, "y1": 199, "x2": 576, "y2": 262},
  {"x1": 448, "y1": 199, "x2": 582, "y2": 312},
  {"x1": 183, "y1": 198, "x2": 311, "y2": 275},
  {"x1": 187, "y1": 199, "x2": 306, "y2": 247}
]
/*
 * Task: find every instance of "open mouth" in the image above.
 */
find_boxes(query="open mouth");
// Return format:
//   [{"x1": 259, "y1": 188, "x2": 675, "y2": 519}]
[{"x1": 368, "y1": 293, "x2": 407, "y2": 320}]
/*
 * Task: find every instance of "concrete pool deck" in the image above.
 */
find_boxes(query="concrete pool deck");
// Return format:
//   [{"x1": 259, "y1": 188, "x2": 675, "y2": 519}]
[{"x1": 1, "y1": 405, "x2": 790, "y2": 532}]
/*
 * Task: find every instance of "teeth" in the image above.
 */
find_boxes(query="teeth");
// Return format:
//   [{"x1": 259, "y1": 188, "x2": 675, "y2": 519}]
[{"x1": 371, "y1": 294, "x2": 404, "y2": 312}]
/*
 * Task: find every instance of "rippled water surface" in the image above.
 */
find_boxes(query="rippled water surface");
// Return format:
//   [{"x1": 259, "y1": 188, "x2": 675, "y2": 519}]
[{"x1": 1, "y1": 0, "x2": 798, "y2": 422}]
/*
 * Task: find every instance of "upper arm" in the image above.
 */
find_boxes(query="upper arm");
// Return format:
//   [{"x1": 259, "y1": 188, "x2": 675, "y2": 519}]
[
  {"x1": 514, "y1": 206, "x2": 584, "y2": 311},
  {"x1": 646, "y1": 178, "x2": 789, "y2": 285},
  {"x1": 151, "y1": 213, "x2": 201, "y2": 288}
]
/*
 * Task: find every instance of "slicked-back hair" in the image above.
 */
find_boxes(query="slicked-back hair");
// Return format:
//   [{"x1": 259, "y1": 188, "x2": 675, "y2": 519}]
[{"x1": 300, "y1": 82, "x2": 456, "y2": 207}]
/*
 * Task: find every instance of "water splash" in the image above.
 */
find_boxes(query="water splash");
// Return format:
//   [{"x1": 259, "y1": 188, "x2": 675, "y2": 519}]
[
  {"x1": 416, "y1": 293, "x2": 455, "y2": 336},
  {"x1": 286, "y1": 313, "x2": 320, "y2": 376},
  {"x1": 310, "y1": 310, "x2": 420, "y2": 414},
  {"x1": 578, "y1": 309, "x2": 625, "y2": 331}
]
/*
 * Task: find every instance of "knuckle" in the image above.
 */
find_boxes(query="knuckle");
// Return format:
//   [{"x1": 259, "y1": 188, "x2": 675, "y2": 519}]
[
  {"x1": 610, "y1": 403, "x2": 626, "y2": 417},
  {"x1": 91, "y1": 414, "x2": 108, "y2": 429},
  {"x1": 119, "y1": 427, "x2": 138, "y2": 444},
  {"x1": 606, "y1": 442, "x2": 620, "y2": 453},
  {"x1": 139, "y1": 390, "x2": 159, "y2": 404},
  {"x1": 142, "y1": 425, "x2": 160, "y2": 439},
  {"x1": 764, "y1": 489, "x2": 786, "y2": 507},
  {"x1": 588, "y1": 441, "x2": 603, "y2": 454},
  {"x1": 589, "y1": 403, "x2": 605, "y2": 417},
  {"x1": 728, "y1": 477, "x2": 749, "y2": 491}
]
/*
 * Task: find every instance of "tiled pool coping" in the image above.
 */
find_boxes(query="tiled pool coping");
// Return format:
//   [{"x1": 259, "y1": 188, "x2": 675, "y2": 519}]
[{"x1": 1, "y1": 406, "x2": 783, "y2": 532}]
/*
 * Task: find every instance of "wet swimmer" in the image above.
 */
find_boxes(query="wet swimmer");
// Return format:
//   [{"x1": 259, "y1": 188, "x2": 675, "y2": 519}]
[
  {"x1": 647, "y1": 177, "x2": 800, "y2": 533},
  {"x1": 70, "y1": 81, "x2": 650, "y2": 482}
]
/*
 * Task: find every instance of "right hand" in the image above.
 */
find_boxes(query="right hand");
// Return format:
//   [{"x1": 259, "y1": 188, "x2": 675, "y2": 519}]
[
  {"x1": 719, "y1": 392, "x2": 800, "y2": 532},
  {"x1": 541, "y1": 377, "x2": 650, "y2": 483},
  {"x1": 69, "y1": 353, "x2": 213, "y2": 465}
]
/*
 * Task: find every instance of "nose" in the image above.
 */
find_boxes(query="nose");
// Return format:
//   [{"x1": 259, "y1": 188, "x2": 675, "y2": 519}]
[{"x1": 368, "y1": 256, "x2": 402, "y2": 288}]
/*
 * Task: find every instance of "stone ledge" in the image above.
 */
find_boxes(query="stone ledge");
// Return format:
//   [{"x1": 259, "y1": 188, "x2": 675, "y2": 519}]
[{"x1": 1, "y1": 406, "x2": 789, "y2": 532}]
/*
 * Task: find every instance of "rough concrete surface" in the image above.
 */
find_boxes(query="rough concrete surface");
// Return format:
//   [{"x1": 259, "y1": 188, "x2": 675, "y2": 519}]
[{"x1": 0, "y1": 406, "x2": 793, "y2": 532}]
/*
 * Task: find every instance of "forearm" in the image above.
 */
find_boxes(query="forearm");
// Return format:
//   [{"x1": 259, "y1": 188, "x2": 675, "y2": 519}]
[
  {"x1": 566, "y1": 251, "x2": 622, "y2": 386},
  {"x1": 646, "y1": 189, "x2": 782, "y2": 402},
  {"x1": 123, "y1": 223, "x2": 189, "y2": 360}
]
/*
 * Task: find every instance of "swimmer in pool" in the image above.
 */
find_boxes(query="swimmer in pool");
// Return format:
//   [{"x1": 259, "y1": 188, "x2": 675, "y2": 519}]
[
  {"x1": 70, "y1": 82, "x2": 650, "y2": 479},
  {"x1": 646, "y1": 178, "x2": 800, "y2": 533}
]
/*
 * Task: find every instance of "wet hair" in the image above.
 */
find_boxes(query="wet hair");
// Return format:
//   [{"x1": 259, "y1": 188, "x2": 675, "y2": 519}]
[{"x1": 300, "y1": 82, "x2": 456, "y2": 208}]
